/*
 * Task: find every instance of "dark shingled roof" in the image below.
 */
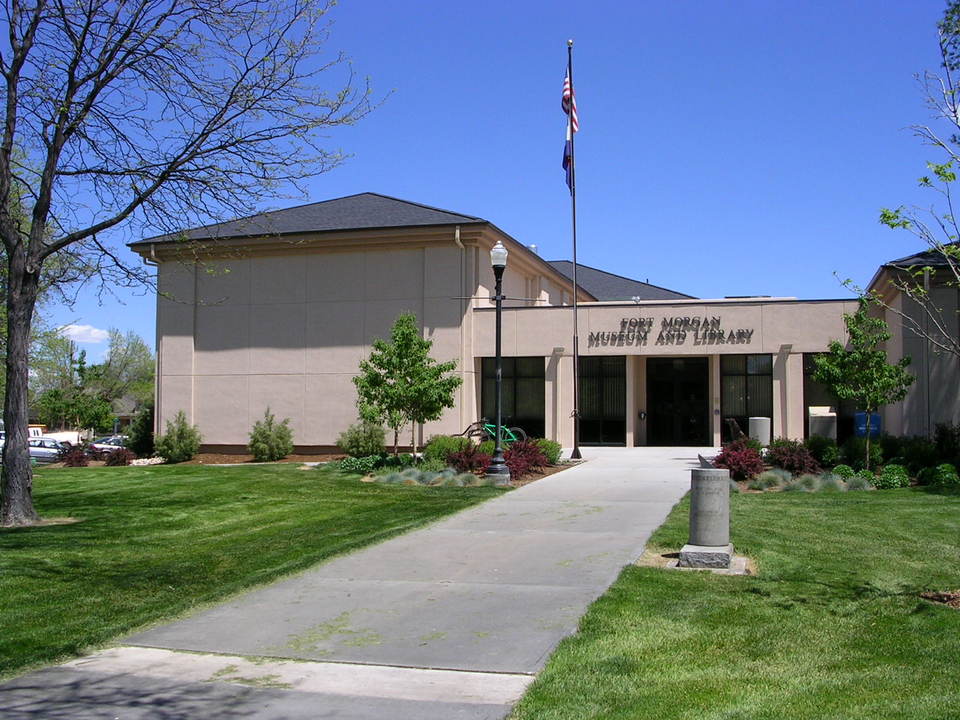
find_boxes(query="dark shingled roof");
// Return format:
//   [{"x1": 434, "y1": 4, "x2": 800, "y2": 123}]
[
  {"x1": 132, "y1": 192, "x2": 484, "y2": 245},
  {"x1": 884, "y1": 242, "x2": 959, "y2": 269},
  {"x1": 548, "y1": 261, "x2": 695, "y2": 301}
]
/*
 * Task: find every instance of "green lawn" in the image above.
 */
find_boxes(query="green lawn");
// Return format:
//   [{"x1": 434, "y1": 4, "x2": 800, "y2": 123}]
[
  {"x1": 0, "y1": 463, "x2": 503, "y2": 679},
  {"x1": 511, "y1": 487, "x2": 960, "y2": 720}
]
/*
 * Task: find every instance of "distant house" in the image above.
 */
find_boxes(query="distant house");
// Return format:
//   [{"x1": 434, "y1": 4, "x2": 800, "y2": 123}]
[{"x1": 131, "y1": 192, "x2": 863, "y2": 451}]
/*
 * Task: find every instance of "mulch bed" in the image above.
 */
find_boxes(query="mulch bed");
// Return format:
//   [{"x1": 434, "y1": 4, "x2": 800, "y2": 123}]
[{"x1": 920, "y1": 590, "x2": 960, "y2": 609}]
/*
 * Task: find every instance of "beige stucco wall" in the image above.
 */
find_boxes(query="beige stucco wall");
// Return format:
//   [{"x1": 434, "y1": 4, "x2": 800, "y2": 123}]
[
  {"x1": 152, "y1": 223, "x2": 861, "y2": 451},
  {"x1": 880, "y1": 282, "x2": 960, "y2": 436},
  {"x1": 152, "y1": 225, "x2": 580, "y2": 449},
  {"x1": 472, "y1": 299, "x2": 857, "y2": 446}
]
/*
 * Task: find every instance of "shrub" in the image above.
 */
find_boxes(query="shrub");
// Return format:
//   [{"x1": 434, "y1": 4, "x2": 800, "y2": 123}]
[
  {"x1": 782, "y1": 479, "x2": 809, "y2": 492},
  {"x1": 62, "y1": 447, "x2": 89, "y2": 467},
  {"x1": 104, "y1": 448, "x2": 136, "y2": 466},
  {"x1": 336, "y1": 454, "x2": 382, "y2": 474},
  {"x1": 248, "y1": 408, "x2": 294, "y2": 462},
  {"x1": 155, "y1": 411, "x2": 202, "y2": 463},
  {"x1": 380, "y1": 453, "x2": 415, "y2": 470},
  {"x1": 833, "y1": 464, "x2": 855, "y2": 479},
  {"x1": 818, "y1": 473, "x2": 846, "y2": 492},
  {"x1": 448, "y1": 444, "x2": 492, "y2": 474},
  {"x1": 729, "y1": 479, "x2": 741, "y2": 493},
  {"x1": 477, "y1": 439, "x2": 495, "y2": 456},
  {"x1": 336, "y1": 420, "x2": 386, "y2": 458},
  {"x1": 874, "y1": 464, "x2": 910, "y2": 490},
  {"x1": 534, "y1": 438, "x2": 563, "y2": 465},
  {"x1": 713, "y1": 438, "x2": 764, "y2": 480},
  {"x1": 918, "y1": 463, "x2": 960, "y2": 487},
  {"x1": 846, "y1": 474, "x2": 873, "y2": 491},
  {"x1": 934, "y1": 422, "x2": 960, "y2": 466},
  {"x1": 796, "y1": 473, "x2": 821, "y2": 491},
  {"x1": 750, "y1": 470, "x2": 787, "y2": 490},
  {"x1": 856, "y1": 469, "x2": 876, "y2": 485},
  {"x1": 804, "y1": 435, "x2": 839, "y2": 468},
  {"x1": 127, "y1": 401, "x2": 154, "y2": 458},
  {"x1": 767, "y1": 438, "x2": 821, "y2": 476},
  {"x1": 840, "y1": 436, "x2": 882, "y2": 471},
  {"x1": 423, "y1": 435, "x2": 473, "y2": 464},
  {"x1": 898, "y1": 436, "x2": 939, "y2": 473},
  {"x1": 504, "y1": 440, "x2": 549, "y2": 480}
]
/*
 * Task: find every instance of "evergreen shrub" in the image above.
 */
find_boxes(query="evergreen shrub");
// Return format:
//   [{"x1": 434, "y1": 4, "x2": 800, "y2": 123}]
[
  {"x1": 336, "y1": 420, "x2": 386, "y2": 458},
  {"x1": 336, "y1": 455, "x2": 382, "y2": 474},
  {"x1": 127, "y1": 402, "x2": 154, "y2": 458},
  {"x1": 841, "y1": 436, "x2": 882, "y2": 470},
  {"x1": 804, "y1": 435, "x2": 839, "y2": 467},
  {"x1": 248, "y1": 408, "x2": 294, "y2": 462},
  {"x1": 534, "y1": 438, "x2": 563, "y2": 464},
  {"x1": 423, "y1": 435, "x2": 473, "y2": 464},
  {"x1": 833, "y1": 464, "x2": 855, "y2": 479},
  {"x1": 154, "y1": 411, "x2": 202, "y2": 463},
  {"x1": 935, "y1": 422, "x2": 960, "y2": 466}
]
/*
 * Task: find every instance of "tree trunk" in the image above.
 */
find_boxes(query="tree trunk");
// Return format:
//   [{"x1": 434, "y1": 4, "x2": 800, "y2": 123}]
[
  {"x1": 864, "y1": 411, "x2": 873, "y2": 472},
  {"x1": 2, "y1": 249, "x2": 41, "y2": 526},
  {"x1": 393, "y1": 428, "x2": 399, "y2": 457},
  {"x1": 411, "y1": 422, "x2": 417, "y2": 457}
]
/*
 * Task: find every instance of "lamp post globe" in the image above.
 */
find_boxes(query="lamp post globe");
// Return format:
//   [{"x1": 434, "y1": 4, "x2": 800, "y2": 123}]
[{"x1": 488, "y1": 240, "x2": 511, "y2": 486}]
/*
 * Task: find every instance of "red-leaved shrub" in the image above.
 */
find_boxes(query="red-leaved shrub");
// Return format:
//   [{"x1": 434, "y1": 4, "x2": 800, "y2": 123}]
[
  {"x1": 767, "y1": 438, "x2": 821, "y2": 476},
  {"x1": 448, "y1": 444, "x2": 491, "y2": 474},
  {"x1": 62, "y1": 447, "x2": 89, "y2": 467},
  {"x1": 105, "y1": 448, "x2": 136, "y2": 466},
  {"x1": 714, "y1": 438, "x2": 764, "y2": 480},
  {"x1": 504, "y1": 439, "x2": 549, "y2": 480}
]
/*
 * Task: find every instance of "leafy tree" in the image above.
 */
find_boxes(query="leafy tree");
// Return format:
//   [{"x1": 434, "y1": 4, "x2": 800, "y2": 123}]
[
  {"x1": 812, "y1": 301, "x2": 915, "y2": 470},
  {"x1": 353, "y1": 313, "x2": 462, "y2": 456},
  {"x1": 0, "y1": 1, "x2": 373, "y2": 525},
  {"x1": 84, "y1": 330, "x2": 155, "y2": 408},
  {"x1": 874, "y1": 2, "x2": 960, "y2": 359},
  {"x1": 33, "y1": 349, "x2": 114, "y2": 432}
]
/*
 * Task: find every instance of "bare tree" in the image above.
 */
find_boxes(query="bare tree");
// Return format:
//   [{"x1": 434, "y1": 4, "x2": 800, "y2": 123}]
[
  {"x1": 876, "y1": 2, "x2": 960, "y2": 359},
  {"x1": 0, "y1": 0, "x2": 372, "y2": 525}
]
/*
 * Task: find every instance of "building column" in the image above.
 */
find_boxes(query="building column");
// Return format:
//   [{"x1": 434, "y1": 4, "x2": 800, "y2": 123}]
[
  {"x1": 625, "y1": 356, "x2": 637, "y2": 446},
  {"x1": 710, "y1": 354, "x2": 722, "y2": 446}
]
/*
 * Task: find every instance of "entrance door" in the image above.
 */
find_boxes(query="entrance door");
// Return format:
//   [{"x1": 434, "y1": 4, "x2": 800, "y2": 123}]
[
  {"x1": 579, "y1": 356, "x2": 626, "y2": 446},
  {"x1": 647, "y1": 357, "x2": 710, "y2": 446}
]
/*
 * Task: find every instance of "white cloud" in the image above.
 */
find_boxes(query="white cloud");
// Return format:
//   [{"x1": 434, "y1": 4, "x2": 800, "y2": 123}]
[{"x1": 59, "y1": 324, "x2": 109, "y2": 344}]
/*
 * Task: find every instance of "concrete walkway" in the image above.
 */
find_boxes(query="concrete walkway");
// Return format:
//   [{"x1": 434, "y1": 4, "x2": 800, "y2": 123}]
[{"x1": 0, "y1": 447, "x2": 711, "y2": 719}]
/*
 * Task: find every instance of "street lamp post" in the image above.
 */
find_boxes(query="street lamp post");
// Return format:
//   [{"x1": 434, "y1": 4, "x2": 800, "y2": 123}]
[{"x1": 488, "y1": 240, "x2": 511, "y2": 486}]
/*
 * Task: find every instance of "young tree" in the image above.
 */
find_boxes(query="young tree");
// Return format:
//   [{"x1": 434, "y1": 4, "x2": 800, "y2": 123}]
[
  {"x1": 0, "y1": 1, "x2": 372, "y2": 525},
  {"x1": 875, "y1": 2, "x2": 960, "y2": 358},
  {"x1": 812, "y1": 300, "x2": 915, "y2": 470},
  {"x1": 353, "y1": 313, "x2": 462, "y2": 456}
]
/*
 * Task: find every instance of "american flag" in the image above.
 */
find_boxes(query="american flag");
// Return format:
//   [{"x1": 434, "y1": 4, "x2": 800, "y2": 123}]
[{"x1": 562, "y1": 71, "x2": 578, "y2": 133}]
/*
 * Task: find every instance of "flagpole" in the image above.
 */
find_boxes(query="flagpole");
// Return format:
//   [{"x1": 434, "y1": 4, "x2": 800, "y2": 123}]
[{"x1": 567, "y1": 38, "x2": 582, "y2": 461}]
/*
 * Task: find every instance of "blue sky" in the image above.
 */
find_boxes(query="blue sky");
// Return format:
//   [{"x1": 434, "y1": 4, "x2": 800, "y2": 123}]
[{"x1": 50, "y1": 0, "x2": 952, "y2": 357}]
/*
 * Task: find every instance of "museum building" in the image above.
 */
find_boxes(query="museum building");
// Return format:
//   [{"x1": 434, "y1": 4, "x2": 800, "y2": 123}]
[{"x1": 130, "y1": 192, "x2": 955, "y2": 451}]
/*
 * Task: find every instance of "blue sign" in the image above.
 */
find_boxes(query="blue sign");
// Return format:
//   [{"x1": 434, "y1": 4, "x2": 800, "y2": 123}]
[{"x1": 854, "y1": 412, "x2": 881, "y2": 438}]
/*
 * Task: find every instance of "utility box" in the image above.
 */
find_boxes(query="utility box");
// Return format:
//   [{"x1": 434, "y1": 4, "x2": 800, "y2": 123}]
[{"x1": 808, "y1": 406, "x2": 837, "y2": 441}]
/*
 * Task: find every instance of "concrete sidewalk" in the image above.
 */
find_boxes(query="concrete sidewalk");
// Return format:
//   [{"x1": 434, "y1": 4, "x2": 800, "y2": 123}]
[{"x1": 0, "y1": 447, "x2": 710, "y2": 719}]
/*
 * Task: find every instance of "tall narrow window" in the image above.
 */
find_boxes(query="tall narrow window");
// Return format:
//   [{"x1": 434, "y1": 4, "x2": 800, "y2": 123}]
[
  {"x1": 481, "y1": 357, "x2": 545, "y2": 438},
  {"x1": 721, "y1": 354, "x2": 772, "y2": 442}
]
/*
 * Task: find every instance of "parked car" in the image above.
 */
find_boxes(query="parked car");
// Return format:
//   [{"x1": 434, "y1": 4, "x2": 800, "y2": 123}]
[
  {"x1": 28, "y1": 437, "x2": 69, "y2": 463},
  {"x1": 86, "y1": 435, "x2": 128, "y2": 459}
]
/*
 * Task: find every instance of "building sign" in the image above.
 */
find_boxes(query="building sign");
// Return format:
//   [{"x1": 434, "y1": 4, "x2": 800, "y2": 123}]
[{"x1": 587, "y1": 316, "x2": 755, "y2": 348}]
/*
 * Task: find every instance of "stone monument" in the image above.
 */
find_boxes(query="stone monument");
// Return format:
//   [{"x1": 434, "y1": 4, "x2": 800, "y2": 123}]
[{"x1": 679, "y1": 467, "x2": 734, "y2": 569}]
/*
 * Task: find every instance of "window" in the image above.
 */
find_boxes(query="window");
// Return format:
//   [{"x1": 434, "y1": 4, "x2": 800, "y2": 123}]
[
  {"x1": 481, "y1": 357, "x2": 545, "y2": 438},
  {"x1": 721, "y1": 354, "x2": 772, "y2": 442}
]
